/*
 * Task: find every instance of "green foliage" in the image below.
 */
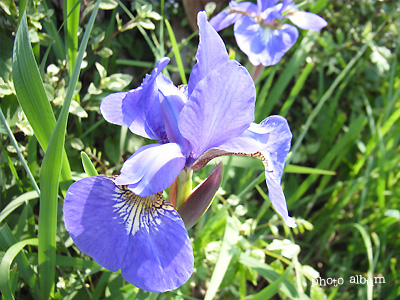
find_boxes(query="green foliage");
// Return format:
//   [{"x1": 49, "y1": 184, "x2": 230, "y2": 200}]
[{"x1": 0, "y1": 0, "x2": 399, "y2": 299}]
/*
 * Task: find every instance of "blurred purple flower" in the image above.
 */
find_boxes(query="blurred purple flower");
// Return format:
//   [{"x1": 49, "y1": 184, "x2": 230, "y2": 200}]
[
  {"x1": 210, "y1": 0, "x2": 327, "y2": 66},
  {"x1": 63, "y1": 10, "x2": 295, "y2": 293}
]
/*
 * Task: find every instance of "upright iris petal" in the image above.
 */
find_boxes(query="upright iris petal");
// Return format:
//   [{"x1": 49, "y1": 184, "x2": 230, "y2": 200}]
[
  {"x1": 180, "y1": 59, "x2": 256, "y2": 159},
  {"x1": 209, "y1": 0, "x2": 327, "y2": 66}
]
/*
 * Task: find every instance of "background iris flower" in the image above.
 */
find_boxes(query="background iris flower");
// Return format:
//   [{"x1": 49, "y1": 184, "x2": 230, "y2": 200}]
[
  {"x1": 210, "y1": 0, "x2": 328, "y2": 66},
  {"x1": 63, "y1": 11, "x2": 294, "y2": 293}
]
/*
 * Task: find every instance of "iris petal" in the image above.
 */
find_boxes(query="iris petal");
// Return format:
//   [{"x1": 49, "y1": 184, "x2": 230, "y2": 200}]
[
  {"x1": 209, "y1": 1, "x2": 258, "y2": 32},
  {"x1": 116, "y1": 143, "x2": 186, "y2": 196},
  {"x1": 188, "y1": 11, "x2": 229, "y2": 97},
  {"x1": 180, "y1": 59, "x2": 256, "y2": 160},
  {"x1": 121, "y1": 57, "x2": 170, "y2": 142},
  {"x1": 100, "y1": 92, "x2": 128, "y2": 127},
  {"x1": 209, "y1": 10, "x2": 241, "y2": 32},
  {"x1": 230, "y1": 1, "x2": 258, "y2": 14},
  {"x1": 63, "y1": 176, "x2": 194, "y2": 292},
  {"x1": 234, "y1": 17, "x2": 298, "y2": 66},
  {"x1": 287, "y1": 11, "x2": 328, "y2": 31},
  {"x1": 190, "y1": 116, "x2": 295, "y2": 228},
  {"x1": 257, "y1": 0, "x2": 280, "y2": 14},
  {"x1": 157, "y1": 74, "x2": 189, "y2": 150}
]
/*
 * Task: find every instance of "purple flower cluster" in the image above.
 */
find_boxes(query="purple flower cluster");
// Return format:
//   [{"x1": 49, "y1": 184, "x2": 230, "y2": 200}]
[{"x1": 210, "y1": 0, "x2": 327, "y2": 66}]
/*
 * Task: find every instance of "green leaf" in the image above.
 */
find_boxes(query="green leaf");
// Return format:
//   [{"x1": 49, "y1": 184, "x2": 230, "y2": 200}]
[
  {"x1": 285, "y1": 164, "x2": 336, "y2": 176},
  {"x1": 251, "y1": 263, "x2": 294, "y2": 300},
  {"x1": 0, "y1": 238, "x2": 38, "y2": 300},
  {"x1": 65, "y1": 0, "x2": 81, "y2": 75},
  {"x1": 12, "y1": 10, "x2": 72, "y2": 192},
  {"x1": 239, "y1": 254, "x2": 310, "y2": 300},
  {"x1": 165, "y1": 19, "x2": 187, "y2": 84},
  {"x1": 37, "y1": 2, "x2": 100, "y2": 299},
  {"x1": 100, "y1": 0, "x2": 118, "y2": 10},
  {"x1": 0, "y1": 191, "x2": 39, "y2": 223},
  {"x1": 0, "y1": 225, "x2": 40, "y2": 300},
  {"x1": 351, "y1": 224, "x2": 374, "y2": 300},
  {"x1": 204, "y1": 216, "x2": 240, "y2": 300},
  {"x1": 81, "y1": 151, "x2": 99, "y2": 177}
]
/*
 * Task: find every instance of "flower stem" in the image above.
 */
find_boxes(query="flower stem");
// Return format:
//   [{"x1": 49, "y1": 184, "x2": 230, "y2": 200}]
[{"x1": 176, "y1": 169, "x2": 193, "y2": 209}]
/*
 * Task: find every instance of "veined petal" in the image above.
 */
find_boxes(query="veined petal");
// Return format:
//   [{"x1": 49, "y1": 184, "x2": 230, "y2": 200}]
[
  {"x1": 230, "y1": 1, "x2": 258, "y2": 14},
  {"x1": 100, "y1": 92, "x2": 128, "y2": 126},
  {"x1": 210, "y1": 0, "x2": 259, "y2": 32},
  {"x1": 188, "y1": 11, "x2": 229, "y2": 97},
  {"x1": 191, "y1": 116, "x2": 295, "y2": 228},
  {"x1": 209, "y1": 9, "x2": 241, "y2": 32},
  {"x1": 180, "y1": 59, "x2": 256, "y2": 161},
  {"x1": 264, "y1": 156, "x2": 296, "y2": 228},
  {"x1": 287, "y1": 11, "x2": 328, "y2": 31},
  {"x1": 157, "y1": 74, "x2": 189, "y2": 150},
  {"x1": 234, "y1": 17, "x2": 298, "y2": 66},
  {"x1": 63, "y1": 176, "x2": 193, "y2": 292},
  {"x1": 257, "y1": 0, "x2": 280, "y2": 14},
  {"x1": 121, "y1": 57, "x2": 170, "y2": 142},
  {"x1": 115, "y1": 143, "x2": 186, "y2": 196}
]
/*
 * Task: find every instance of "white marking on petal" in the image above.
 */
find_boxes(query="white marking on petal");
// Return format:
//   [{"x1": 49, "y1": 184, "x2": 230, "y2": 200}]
[{"x1": 112, "y1": 186, "x2": 173, "y2": 235}]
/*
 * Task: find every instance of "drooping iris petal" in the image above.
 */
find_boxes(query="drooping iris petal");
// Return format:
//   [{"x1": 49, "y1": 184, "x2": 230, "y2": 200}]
[
  {"x1": 234, "y1": 16, "x2": 299, "y2": 66},
  {"x1": 116, "y1": 143, "x2": 186, "y2": 196},
  {"x1": 63, "y1": 176, "x2": 194, "y2": 292},
  {"x1": 190, "y1": 116, "x2": 295, "y2": 228},
  {"x1": 100, "y1": 92, "x2": 128, "y2": 127},
  {"x1": 264, "y1": 152, "x2": 296, "y2": 228},
  {"x1": 121, "y1": 57, "x2": 170, "y2": 142},
  {"x1": 180, "y1": 59, "x2": 256, "y2": 160},
  {"x1": 188, "y1": 11, "x2": 229, "y2": 97},
  {"x1": 214, "y1": 115, "x2": 292, "y2": 180},
  {"x1": 287, "y1": 11, "x2": 328, "y2": 31}
]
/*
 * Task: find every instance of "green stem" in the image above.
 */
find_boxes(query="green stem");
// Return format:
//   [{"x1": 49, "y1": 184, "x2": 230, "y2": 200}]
[
  {"x1": 176, "y1": 169, "x2": 193, "y2": 209},
  {"x1": 0, "y1": 108, "x2": 40, "y2": 196}
]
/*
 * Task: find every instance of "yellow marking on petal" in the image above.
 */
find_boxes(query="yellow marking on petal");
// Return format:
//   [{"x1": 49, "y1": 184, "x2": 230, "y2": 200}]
[
  {"x1": 193, "y1": 149, "x2": 270, "y2": 170},
  {"x1": 112, "y1": 185, "x2": 174, "y2": 235}
]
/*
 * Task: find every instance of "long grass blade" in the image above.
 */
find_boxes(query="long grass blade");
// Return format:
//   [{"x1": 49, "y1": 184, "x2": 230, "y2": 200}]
[
  {"x1": 204, "y1": 216, "x2": 239, "y2": 300},
  {"x1": 256, "y1": 33, "x2": 315, "y2": 119},
  {"x1": 12, "y1": 11, "x2": 72, "y2": 193},
  {"x1": 165, "y1": 19, "x2": 187, "y2": 84},
  {"x1": 239, "y1": 254, "x2": 309, "y2": 300},
  {"x1": 65, "y1": 0, "x2": 81, "y2": 75},
  {"x1": 0, "y1": 108, "x2": 40, "y2": 195},
  {"x1": 37, "y1": 2, "x2": 100, "y2": 299},
  {"x1": 251, "y1": 263, "x2": 294, "y2": 300},
  {"x1": 352, "y1": 224, "x2": 374, "y2": 300},
  {"x1": 0, "y1": 238, "x2": 38, "y2": 300},
  {"x1": 287, "y1": 43, "x2": 368, "y2": 165},
  {"x1": 0, "y1": 191, "x2": 38, "y2": 223},
  {"x1": 0, "y1": 225, "x2": 40, "y2": 300}
]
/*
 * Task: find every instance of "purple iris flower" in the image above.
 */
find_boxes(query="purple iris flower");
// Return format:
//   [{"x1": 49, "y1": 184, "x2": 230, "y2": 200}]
[
  {"x1": 210, "y1": 0, "x2": 328, "y2": 66},
  {"x1": 63, "y1": 11, "x2": 295, "y2": 293}
]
